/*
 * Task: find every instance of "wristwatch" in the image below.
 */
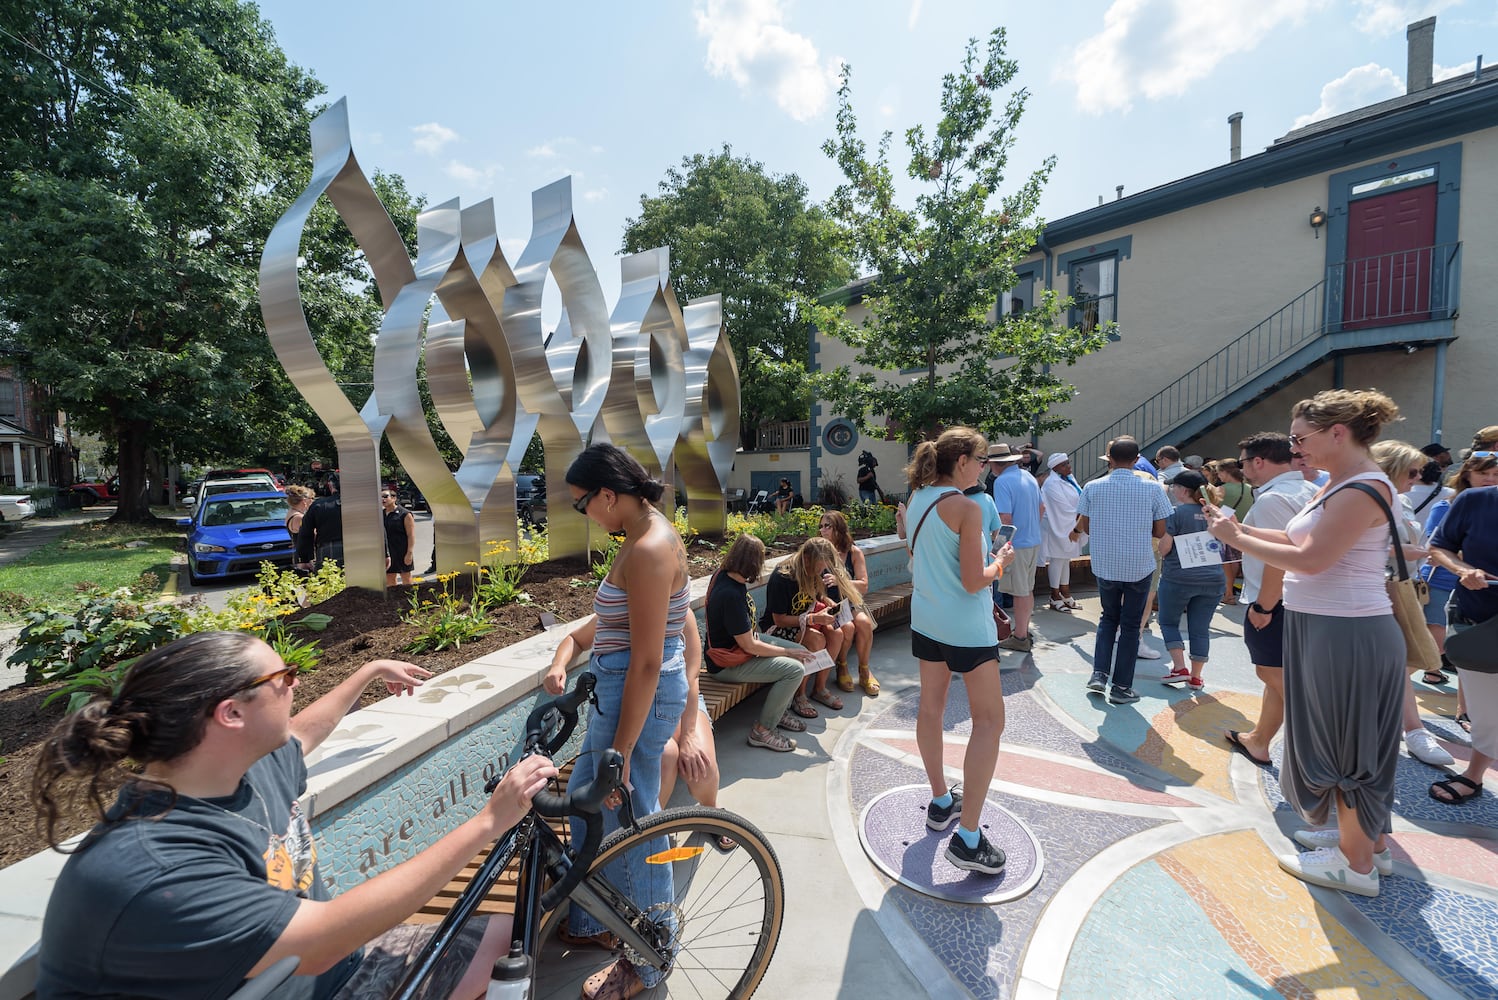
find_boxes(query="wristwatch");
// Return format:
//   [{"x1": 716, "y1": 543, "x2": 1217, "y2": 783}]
[{"x1": 1250, "y1": 601, "x2": 1281, "y2": 614}]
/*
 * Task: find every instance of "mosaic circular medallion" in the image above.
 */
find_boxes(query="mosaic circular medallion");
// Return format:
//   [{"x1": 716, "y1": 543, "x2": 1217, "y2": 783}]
[{"x1": 858, "y1": 785, "x2": 1043, "y2": 904}]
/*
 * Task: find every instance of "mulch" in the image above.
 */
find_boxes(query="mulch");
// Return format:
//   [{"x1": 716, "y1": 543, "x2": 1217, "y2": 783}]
[{"x1": 0, "y1": 533, "x2": 815, "y2": 867}]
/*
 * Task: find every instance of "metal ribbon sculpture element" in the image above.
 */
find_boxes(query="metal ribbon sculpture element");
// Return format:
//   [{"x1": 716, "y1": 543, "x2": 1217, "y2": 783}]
[
  {"x1": 677, "y1": 295, "x2": 741, "y2": 536},
  {"x1": 260, "y1": 99, "x2": 411, "y2": 591},
  {"x1": 263, "y1": 102, "x2": 743, "y2": 589}
]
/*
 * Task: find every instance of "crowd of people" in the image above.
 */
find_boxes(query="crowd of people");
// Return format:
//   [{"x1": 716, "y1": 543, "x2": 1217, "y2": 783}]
[{"x1": 26, "y1": 400, "x2": 1498, "y2": 996}]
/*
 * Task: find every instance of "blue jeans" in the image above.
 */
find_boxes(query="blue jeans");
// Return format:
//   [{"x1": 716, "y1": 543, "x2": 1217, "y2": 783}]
[
  {"x1": 1095, "y1": 574, "x2": 1152, "y2": 690},
  {"x1": 859, "y1": 488, "x2": 878, "y2": 503},
  {"x1": 566, "y1": 638, "x2": 688, "y2": 984},
  {"x1": 1157, "y1": 577, "x2": 1220, "y2": 662}
]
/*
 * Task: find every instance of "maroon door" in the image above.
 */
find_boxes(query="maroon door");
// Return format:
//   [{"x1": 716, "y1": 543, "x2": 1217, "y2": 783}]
[{"x1": 1342, "y1": 184, "x2": 1436, "y2": 329}]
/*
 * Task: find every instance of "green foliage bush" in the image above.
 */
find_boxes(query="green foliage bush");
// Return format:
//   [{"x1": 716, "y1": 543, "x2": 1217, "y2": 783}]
[
  {"x1": 403, "y1": 572, "x2": 494, "y2": 655},
  {"x1": 10, "y1": 588, "x2": 185, "y2": 684}
]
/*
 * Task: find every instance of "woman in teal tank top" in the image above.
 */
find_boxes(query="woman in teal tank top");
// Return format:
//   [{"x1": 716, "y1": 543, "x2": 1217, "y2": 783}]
[{"x1": 904, "y1": 427, "x2": 1014, "y2": 876}]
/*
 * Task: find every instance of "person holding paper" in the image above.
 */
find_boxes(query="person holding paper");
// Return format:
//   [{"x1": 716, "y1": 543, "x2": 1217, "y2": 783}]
[
  {"x1": 1155, "y1": 470, "x2": 1224, "y2": 690},
  {"x1": 761, "y1": 537, "x2": 854, "y2": 717},
  {"x1": 819, "y1": 510, "x2": 879, "y2": 696}
]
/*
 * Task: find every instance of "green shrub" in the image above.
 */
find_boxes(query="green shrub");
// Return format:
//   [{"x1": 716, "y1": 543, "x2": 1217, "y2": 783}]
[
  {"x1": 472, "y1": 539, "x2": 532, "y2": 611},
  {"x1": 843, "y1": 499, "x2": 897, "y2": 535},
  {"x1": 403, "y1": 572, "x2": 493, "y2": 654},
  {"x1": 10, "y1": 587, "x2": 186, "y2": 683},
  {"x1": 43, "y1": 660, "x2": 135, "y2": 714}
]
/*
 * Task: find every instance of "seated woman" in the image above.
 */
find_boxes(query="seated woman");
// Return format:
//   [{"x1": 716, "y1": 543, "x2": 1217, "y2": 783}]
[
  {"x1": 762, "y1": 537, "x2": 854, "y2": 717},
  {"x1": 818, "y1": 510, "x2": 878, "y2": 696},
  {"x1": 773, "y1": 478, "x2": 795, "y2": 514},
  {"x1": 702, "y1": 535, "x2": 817, "y2": 749}
]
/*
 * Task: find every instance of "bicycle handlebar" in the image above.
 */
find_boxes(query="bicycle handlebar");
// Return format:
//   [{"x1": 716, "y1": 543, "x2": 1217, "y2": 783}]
[{"x1": 488, "y1": 673, "x2": 626, "y2": 911}]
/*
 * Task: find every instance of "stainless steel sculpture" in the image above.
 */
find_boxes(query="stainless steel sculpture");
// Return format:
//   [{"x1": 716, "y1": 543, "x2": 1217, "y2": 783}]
[
  {"x1": 677, "y1": 295, "x2": 741, "y2": 536},
  {"x1": 262, "y1": 101, "x2": 742, "y2": 589}
]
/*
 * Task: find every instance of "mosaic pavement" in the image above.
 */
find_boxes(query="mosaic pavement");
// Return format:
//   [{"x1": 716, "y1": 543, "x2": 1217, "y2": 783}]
[{"x1": 834, "y1": 607, "x2": 1498, "y2": 1000}]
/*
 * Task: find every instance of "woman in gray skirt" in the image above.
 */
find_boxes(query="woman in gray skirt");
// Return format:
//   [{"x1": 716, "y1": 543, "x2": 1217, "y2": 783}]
[{"x1": 1204, "y1": 389, "x2": 1404, "y2": 897}]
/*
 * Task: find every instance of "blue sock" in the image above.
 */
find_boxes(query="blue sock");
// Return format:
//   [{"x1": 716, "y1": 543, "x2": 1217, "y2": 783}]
[
  {"x1": 956, "y1": 825, "x2": 980, "y2": 849},
  {"x1": 931, "y1": 791, "x2": 953, "y2": 809}
]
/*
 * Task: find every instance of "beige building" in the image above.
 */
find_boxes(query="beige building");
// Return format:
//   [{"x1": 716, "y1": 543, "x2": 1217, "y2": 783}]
[{"x1": 794, "y1": 17, "x2": 1492, "y2": 494}]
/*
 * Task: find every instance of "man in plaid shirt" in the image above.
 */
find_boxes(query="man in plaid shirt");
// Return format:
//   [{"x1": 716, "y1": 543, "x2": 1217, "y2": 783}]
[{"x1": 1073, "y1": 436, "x2": 1172, "y2": 704}]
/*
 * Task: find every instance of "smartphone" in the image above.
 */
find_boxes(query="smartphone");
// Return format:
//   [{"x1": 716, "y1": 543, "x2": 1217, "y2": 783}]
[
  {"x1": 1198, "y1": 486, "x2": 1214, "y2": 504},
  {"x1": 996, "y1": 524, "x2": 1017, "y2": 545}
]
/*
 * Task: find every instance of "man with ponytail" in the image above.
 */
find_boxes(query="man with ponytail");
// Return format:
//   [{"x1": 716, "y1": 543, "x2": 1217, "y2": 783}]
[{"x1": 32, "y1": 631, "x2": 556, "y2": 999}]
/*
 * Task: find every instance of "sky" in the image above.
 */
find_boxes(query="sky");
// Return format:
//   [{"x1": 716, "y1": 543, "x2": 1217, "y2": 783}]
[{"x1": 250, "y1": 0, "x2": 1497, "y2": 313}]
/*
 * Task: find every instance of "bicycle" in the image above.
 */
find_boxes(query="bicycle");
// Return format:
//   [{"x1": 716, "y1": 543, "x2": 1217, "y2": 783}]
[{"x1": 392, "y1": 672, "x2": 786, "y2": 999}]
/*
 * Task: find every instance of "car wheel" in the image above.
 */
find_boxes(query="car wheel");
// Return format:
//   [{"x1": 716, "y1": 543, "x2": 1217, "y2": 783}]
[{"x1": 187, "y1": 563, "x2": 200, "y2": 586}]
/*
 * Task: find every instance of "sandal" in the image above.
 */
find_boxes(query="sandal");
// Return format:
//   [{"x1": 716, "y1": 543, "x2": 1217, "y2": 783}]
[
  {"x1": 1221, "y1": 595, "x2": 1238, "y2": 606},
  {"x1": 1062, "y1": 595, "x2": 1081, "y2": 610},
  {"x1": 1458, "y1": 712, "x2": 1473, "y2": 733},
  {"x1": 859, "y1": 666, "x2": 880, "y2": 697},
  {"x1": 810, "y1": 687, "x2": 844, "y2": 711},
  {"x1": 558, "y1": 925, "x2": 622, "y2": 951},
  {"x1": 1422, "y1": 669, "x2": 1450, "y2": 686},
  {"x1": 835, "y1": 659, "x2": 856, "y2": 693},
  {"x1": 1429, "y1": 774, "x2": 1484, "y2": 805},
  {"x1": 776, "y1": 711, "x2": 807, "y2": 732},
  {"x1": 747, "y1": 726, "x2": 796, "y2": 752},
  {"x1": 582, "y1": 957, "x2": 646, "y2": 1000},
  {"x1": 790, "y1": 695, "x2": 818, "y2": 719}
]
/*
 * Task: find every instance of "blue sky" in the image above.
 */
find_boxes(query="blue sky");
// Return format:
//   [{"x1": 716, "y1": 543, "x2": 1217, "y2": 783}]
[{"x1": 252, "y1": 0, "x2": 1495, "y2": 309}]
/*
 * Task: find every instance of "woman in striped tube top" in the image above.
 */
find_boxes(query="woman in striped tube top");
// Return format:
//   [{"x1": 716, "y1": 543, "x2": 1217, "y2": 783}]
[{"x1": 559, "y1": 443, "x2": 696, "y2": 999}]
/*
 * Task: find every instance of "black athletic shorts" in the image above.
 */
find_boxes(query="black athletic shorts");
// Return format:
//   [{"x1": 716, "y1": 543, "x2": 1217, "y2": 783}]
[
  {"x1": 1242, "y1": 602, "x2": 1286, "y2": 668},
  {"x1": 912, "y1": 629, "x2": 1000, "y2": 674}
]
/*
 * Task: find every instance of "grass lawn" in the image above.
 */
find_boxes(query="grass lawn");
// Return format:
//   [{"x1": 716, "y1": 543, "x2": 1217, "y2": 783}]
[{"x1": 0, "y1": 515, "x2": 183, "y2": 620}]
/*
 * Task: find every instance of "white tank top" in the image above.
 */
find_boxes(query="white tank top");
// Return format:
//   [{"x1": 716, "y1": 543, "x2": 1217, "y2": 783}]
[{"x1": 1283, "y1": 471, "x2": 1394, "y2": 617}]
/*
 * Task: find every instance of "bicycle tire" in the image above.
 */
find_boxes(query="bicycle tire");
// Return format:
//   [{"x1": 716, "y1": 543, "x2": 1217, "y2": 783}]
[{"x1": 533, "y1": 806, "x2": 784, "y2": 999}]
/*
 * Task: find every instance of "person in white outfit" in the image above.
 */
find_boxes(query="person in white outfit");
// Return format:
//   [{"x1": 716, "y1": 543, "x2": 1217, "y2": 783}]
[{"x1": 1040, "y1": 453, "x2": 1086, "y2": 611}]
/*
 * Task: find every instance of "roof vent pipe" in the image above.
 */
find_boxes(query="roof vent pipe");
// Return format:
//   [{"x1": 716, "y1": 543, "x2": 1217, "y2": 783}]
[
  {"x1": 1407, "y1": 17, "x2": 1436, "y2": 94},
  {"x1": 1477, "y1": 55, "x2": 1484, "y2": 82},
  {"x1": 1115, "y1": 185, "x2": 1124, "y2": 201},
  {"x1": 1228, "y1": 112, "x2": 1243, "y2": 162}
]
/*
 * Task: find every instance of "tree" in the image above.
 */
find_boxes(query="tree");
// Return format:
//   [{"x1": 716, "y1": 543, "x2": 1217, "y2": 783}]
[
  {"x1": 814, "y1": 28, "x2": 1107, "y2": 444},
  {"x1": 0, "y1": 0, "x2": 405, "y2": 520},
  {"x1": 621, "y1": 147, "x2": 853, "y2": 443}
]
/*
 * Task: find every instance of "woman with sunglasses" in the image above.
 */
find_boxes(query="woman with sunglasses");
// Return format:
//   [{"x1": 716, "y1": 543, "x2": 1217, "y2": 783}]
[
  {"x1": 1204, "y1": 389, "x2": 1404, "y2": 898},
  {"x1": 561, "y1": 443, "x2": 696, "y2": 1000},
  {"x1": 1420, "y1": 450, "x2": 1498, "y2": 734},
  {"x1": 818, "y1": 510, "x2": 879, "y2": 696},
  {"x1": 381, "y1": 489, "x2": 417, "y2": 587},
  {"x1": 32, "y1": 631, "x2": 558, "y2": 999}
]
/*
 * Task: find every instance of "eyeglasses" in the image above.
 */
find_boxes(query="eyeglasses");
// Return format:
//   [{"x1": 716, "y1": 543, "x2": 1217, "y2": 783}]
[
  {"x1": 380, "y1": 493, "x2": 394, "y2": 499},
  {"x1": 1287, "y1": 427, "x2": 1327, "y2": 448},
  {"x1": 572, "y1": 489, "x2": 599, "y2": 515},
  {"x1": 239, "y1": 665, "x2": 300, "y2": 693}
]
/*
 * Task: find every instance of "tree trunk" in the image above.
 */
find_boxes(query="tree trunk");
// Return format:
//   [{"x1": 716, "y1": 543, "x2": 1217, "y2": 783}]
[{"x1": 111, "y1": 421, "x2": 161, "y2": 523}]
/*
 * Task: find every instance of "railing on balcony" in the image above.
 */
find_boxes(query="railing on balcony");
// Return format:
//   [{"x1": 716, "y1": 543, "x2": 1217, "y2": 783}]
[
  {"x1": 1072, "y1": 241, "x2": 1462, "y2": 481},
  {"x1": 756, "y1": 420, "x2": 810, "y2": 451},
  {"x1": 1328, "y1": 242, "x2": 1461, "y2": 331}
]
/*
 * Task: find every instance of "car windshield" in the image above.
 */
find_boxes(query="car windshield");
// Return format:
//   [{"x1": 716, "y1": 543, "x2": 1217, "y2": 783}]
[
  {"x1": 200, "y1": 499, "x2": 289, "y2": 526},
  {"x1": 204, "y1": 480, "x2": 271, "y2": 496}
]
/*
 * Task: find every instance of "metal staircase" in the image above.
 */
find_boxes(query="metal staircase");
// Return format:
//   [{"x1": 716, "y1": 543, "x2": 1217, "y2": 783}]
[{"x1": 1073, "y1": 243, "x2": 1461, "y2": 477}]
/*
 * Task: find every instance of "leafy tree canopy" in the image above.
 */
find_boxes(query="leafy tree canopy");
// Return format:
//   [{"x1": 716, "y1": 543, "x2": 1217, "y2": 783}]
[
  {"x1": 814, "y1": 28, "x2": 1107, "y2": 444},
  {"x1": 621, "y1": 146, "x2": 854, "y2": 439},
  {"x1": 0, "y1": 0, "x2": 417, "y2": 519}
]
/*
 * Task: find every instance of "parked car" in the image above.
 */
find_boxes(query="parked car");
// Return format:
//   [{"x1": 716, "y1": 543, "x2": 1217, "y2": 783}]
[
  {"x1": 183, "y1": 475, "x2": 278, "y2": 508},
  {"x1": 70, "y1": 477, "x2": 123, "y2": 505},
  {"x1": 516, "y1": 473, "x2": 546, "y2": 526},
  {"x1": 204, "y1": 468, "x2": 286, "y2": 492},
  {"x1": 0, "y1": 494, "x2": 35, "y2": 521},
  {"x1": 177, "y1": 491, "x2": 294, "y2": 585}
]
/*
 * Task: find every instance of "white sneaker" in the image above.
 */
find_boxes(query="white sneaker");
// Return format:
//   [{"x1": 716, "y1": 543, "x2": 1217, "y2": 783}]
[
  {"x1": 1292, "y1": 829, "x2": 1394, "y2": 876},
  {"x1": 1405, "y1": 727, "x2": 1455, "y2": 767},
  {"x1": 1136, "y1": 644, "x2": 1162, "y2": 660},
  {"x1": 1277, "y1": 846, "x2": 1380, "y2": 896}
]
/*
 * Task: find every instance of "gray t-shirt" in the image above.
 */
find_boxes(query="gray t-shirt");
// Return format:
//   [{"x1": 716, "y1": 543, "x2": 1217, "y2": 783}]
[
  {"x1": 38, "y1": 739, "x2": 356, "y2": 1000},
  {"x1": 1162, "y1": 502, "x2": 1226, "y2": 588}
]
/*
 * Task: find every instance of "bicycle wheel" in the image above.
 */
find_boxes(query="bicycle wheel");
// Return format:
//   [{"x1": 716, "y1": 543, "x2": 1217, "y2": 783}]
[{"x1": 533, "y1": 806, "x2": 784, "y2": 999}]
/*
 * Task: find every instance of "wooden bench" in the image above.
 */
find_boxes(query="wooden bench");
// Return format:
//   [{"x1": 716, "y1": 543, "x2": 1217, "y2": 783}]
[{"x1": 697, "y1": 582, "x2": 913, "y2": 723}]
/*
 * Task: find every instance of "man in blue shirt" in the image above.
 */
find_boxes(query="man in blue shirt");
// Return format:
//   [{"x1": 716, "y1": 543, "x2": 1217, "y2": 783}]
[
  {"x1": 1074, "y1": 436, "x2": 1172, "y2": 704},
  {"x1": 989, "y1": 443, "x2": 1043, "y2": 652}
]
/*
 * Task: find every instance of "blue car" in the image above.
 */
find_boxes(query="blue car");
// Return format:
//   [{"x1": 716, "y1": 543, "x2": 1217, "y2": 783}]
[{"x1": 179, "y1": 491, "x2": 295, "y2": 585}]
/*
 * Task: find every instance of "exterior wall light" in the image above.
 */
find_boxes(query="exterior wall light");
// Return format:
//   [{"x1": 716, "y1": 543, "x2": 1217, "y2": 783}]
[{"x1": 1309, "y1": 207, "x2": 1328, "y2": 238}]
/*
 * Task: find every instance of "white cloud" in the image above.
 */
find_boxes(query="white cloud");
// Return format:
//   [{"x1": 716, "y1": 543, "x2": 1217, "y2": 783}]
[
  {"x1": 411, "y1": 122, "x2": 459, "y2": 155},
  {"x1": 527, "y1": 143, "x2": 558, "y2": 158},
  {"x1": 1434, "y1": 58, "x2": 1479, "y2": 81},
  {"x1": 693, "y1": 0, "x2": 841, "y2": 122},
  {"x1": 444, "y1": 160, "x2": 499, "y2": 186},
  {"x1": 1351, "y1": 0, "x2": 1463, "y2": 36},
  {"x1": 583, "y1": 188, "x2": 609, "y2": 203},
  {"x1": 1056, "y1": 0, "x2": 1324, "y2": 114},
  {"x1": 1292, "y1": 62, "x2": 1403, "y2": 127},
  {"x1": 907, "y1": 0, "x2": 922, "y2": 29}
]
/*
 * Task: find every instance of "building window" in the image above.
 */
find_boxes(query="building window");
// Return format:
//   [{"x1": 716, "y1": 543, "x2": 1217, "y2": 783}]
[
  {"x1": 1000, "y1": 270, "x2": 1037, "y2": 317},
  {"x1": 0, "y1": 382, "x2": 15, "y2": 421},
  {"x1": 1068, "y1": 255, "x2": 1116, "y2": 333}
]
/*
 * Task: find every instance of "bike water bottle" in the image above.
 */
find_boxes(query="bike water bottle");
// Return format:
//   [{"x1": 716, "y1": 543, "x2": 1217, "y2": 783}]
[{"x1": 486, "y1": 941, "x2": 531, "y2": 1000}]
